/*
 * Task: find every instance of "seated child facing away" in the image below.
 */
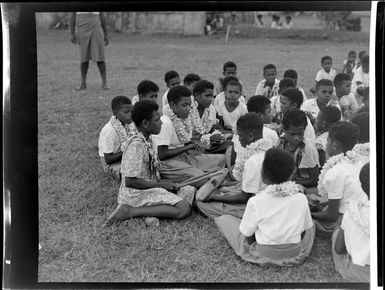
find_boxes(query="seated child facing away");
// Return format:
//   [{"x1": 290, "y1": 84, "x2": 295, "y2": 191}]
[
  {"x1": 214, "y1": 61, "x2": 237, "y2": 95},
  {"x1": 341, "y1": 50, "x2": 357, "y2": 79},
  {"x1": 278, "y1": 109, "x2": 320, "y2": 187},
  {"x1": 213, "y1": 75, "x2": 246, "y2": 112},
  {"x1": 196, "y1": 113, "x2": 273, "y2": 219},
  {"x1": 215, "y1": 147, "x2": 315, "y2": 266},
  {"x1": 351, "y1": 55, "x2": 369, "y2": 102},
  {"x1": 161, "y1": 70, "x2": 181, "y2": 109},
  {"x1": 352, "y1": 50, "x2": 368, "y2": 73},
  {"x1": 334, "y1": 73, "x2": 358, "y2": 121},
  {"x1": 315, "y1": 56, "x2": 337, "y2": 88},
  {"x1": 104, "y1": 100, "x2": 194, "y2": 226},
  {"x1": 270, "y1": 77, "x2": 295, "y2": 124},
  {"x1": 283, "y1": 69, "x2": 307, "y2": 101},
  {"x1": 314, "y1": 105, "x2": 342, "y2": 167},
  {"x1": 131, "y1": 80, "x2": 159, "y2": 105},
  {"x1": 332, "y1": 162, "x2": 370, "y2": 282},
  {"x1": 311, "y1": 122, "x2": 369, "y2": 235},
  {"x1": 255, "y1": 64, "x2": 280, "y2": 99},
  {"x1": 183, "y1": 73, "x2": 201, "y2": 95},
  {"x1": 98, "y1": 95, "x2": 133, "y2": 181},
  {"x1": 301, "y1": 79, "x2": 341, "y2": 120}
]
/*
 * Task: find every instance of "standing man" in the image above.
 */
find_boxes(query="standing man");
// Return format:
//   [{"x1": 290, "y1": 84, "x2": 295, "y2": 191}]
[{"x1": 70, "y1": 12, "x2": 109, "y2": 90}]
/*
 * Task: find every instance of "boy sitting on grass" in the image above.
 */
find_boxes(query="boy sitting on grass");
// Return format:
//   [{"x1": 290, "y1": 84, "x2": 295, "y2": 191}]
[
  {"x1": 270, "y1": 78, "x2": 295, "y2": 124},
  {"x1": 104, "y1": 100, "x2": 193, "y2": 227},
  {"x1": 161, "y1": 70, "x2": 181, "y2": 109},
  {"x1": 315, "y1": 56, "x2": 337, "y2": 88},
  {"x1": 213, "y1": 75, "x2": 246, "y2": 112},
  {"x1": 255, "y1": 64, "x2": 280, "y2": 99},
  {"x1": 98, "y1": 95, "x2": 133, "y2": 181},
  {"x1": 131, "y1": 80, "x2": 159, "y2": 105},
  {"x1": 334, "y1": 73, "x2": 358, "y2": 121},
  {"x1": 283, "y1": 69, "x2": 307, "y2": 101}
]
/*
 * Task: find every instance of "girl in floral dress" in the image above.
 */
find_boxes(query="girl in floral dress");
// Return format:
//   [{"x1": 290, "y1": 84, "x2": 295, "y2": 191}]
[
  {"x1": 215, "y1": 148, "x2": 315, "y2": 266},
  {"x1": 104, "y1": 100, "x2": 194, "y2": 226}
]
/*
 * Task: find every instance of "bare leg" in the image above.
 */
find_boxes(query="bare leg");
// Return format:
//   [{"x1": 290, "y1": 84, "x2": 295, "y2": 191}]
[
  {"x1": 76, "y1": 61, "x2": 88, "y2": 90},
  {"x1": 97, "y1": 61, "x2": 109, "y2": 89}
]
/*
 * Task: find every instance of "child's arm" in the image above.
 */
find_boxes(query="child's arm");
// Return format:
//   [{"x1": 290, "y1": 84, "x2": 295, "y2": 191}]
[
  {"x1": 311, "y1": 199, "x2": 340, "y2": 222},
  {"x1": 125, "y1": 177, "x2": 178, "y2": 193},
  {"x1": 295, "y1": 166, "x2": 319, "y2": 187},
  {"x1": 334, "y1": 227, "x2": 347, "y2": 254},
  {"x1": 104, "y1": 152, "x2": 122, "y2": 165},
  {"x1": 69, "y1": 13, "x2": 76, "y2": 43},
  {"x1": 99, "y1": 12, "x2": 109, "y2": 45},
  {"x1": 208, "y1": 191, "x2": 251, "y2": 204},
  {"x1": 157, "y1": 143, "x2": 197, "y2": 161}
]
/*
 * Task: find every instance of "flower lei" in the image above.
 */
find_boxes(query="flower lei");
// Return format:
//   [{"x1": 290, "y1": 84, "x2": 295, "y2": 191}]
[
  {"x1": 232, "y1": 138, "x2": 272, "y2": 181},
  {"x1": 163, "y1": 105, "x2": 193, "y2": 144},
  {"x1": 109, "y1": 116, "x2": 137, "y2": 152},
  {"x1": 348, "y1": 199, "x2": 370, "y2": 235},
  {"x1": 191, "y1": 101, "x2": 217, "y2": 134},
  {"x1": 263, "y1": 181, "x2": 304, "y2": 197},
  {"x1": 200, "y1": 130, "x2": 224, "y2": 149},
  {"x1": 317, "y1": 143, "x2": 370, "y2": 198}
]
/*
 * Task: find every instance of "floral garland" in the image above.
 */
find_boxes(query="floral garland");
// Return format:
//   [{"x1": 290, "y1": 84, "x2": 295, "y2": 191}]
[
  {"x1": 109, "y1": 116, "x2": 137, "y2": 152},
  {"x1": 191, "y1": 101, "x2": 217, "y2": 134},
  {"x1": 263, "y1": 181, "x2": 304, "y2": 197},
  {"x1": 200, "y1": 130, "x2": 224, "y2": 149},
  {"x1": 163, "y1": 105, "x2": 193, "y2": 144},
  {"x1": 232, "y1": 138, "x2": 272, "y2": 181},
  {"x1": 348, "y1": 199, "x2": 370, "y2": 235},
  {"x1": 317, "y1": 143, "x2": 370, "y2": 198}
]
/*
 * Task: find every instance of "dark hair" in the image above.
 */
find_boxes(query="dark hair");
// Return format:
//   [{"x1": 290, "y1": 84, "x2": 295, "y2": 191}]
[
  {"x1": 281, "y1": 88, "x2": 304, "y2": 108},
  {"x1": 319, "y1": 105, "x2": 341, "y2": 124},
  {"x1": 131, "y1": 100, "x2": 159, "y2": 127},
  {"x1": 222, "y1": 75, "x2": 239, "y2": 90},
  {"x1": 279, "y1": 78, "x2": 296, "y2": 92},
  {"x1": 224, "y1": 79, "x2": 242, "y2": 91},
  {"x1": 358, "y1": 50, "x2": 367, "y2": 58},
  {"x1": 137, "y1": 80, "x2": 159, "y2": 96},
  {"x1": 263, "y1": 64, "x2": 277, "y2": 74},
  {"x1": 328, "y1": 121, "x2": 360, "y2": 152},
  {"x1": 193, "y1": 80, "x2": 214, "y2": 95},
  {"x1": 362, "y1": 55, "x2": 369, "y2": 64},
  {"x1": 167, "y1": 85, "x2": 192, "y2": 104},
  {"x1": 223, "y1": 61, "x2": 237, "y2": 72},
  {"x1": 348, "y1": 50, "x2": 356, "y2": 56},
  {"x1": 247, "y1": 95, "x2": 271, "y2": 114},
  {"x1": 283, "y1": 69, "x2": 298, "y2": 80},
  {"x1": 359, "y1": 162, "x2": 370, "y2": 197},
  {"x1": 316, "y1": 79, "x2": 334, "y2": 90},
  {"x1": 183, "y1": 73, "x2": 201, "y2": 85},
  {"x1": 164, "y1": 70, "x2": 180, "y2": 84},
  {"x1": 236, "y1": 112, "x2": 264, "y2": 137},
  {"x1": 321, "y1": 55, "x2": 332, "y2": 64},
  {"x1": 351, "y1": 112, "x2": 369, "y2": 143},
  {"x1": 262, "y1": 148, "x2": 295, "y2": 184},
  {"x1": 111, "y1": 95, "x2": 131, "y2": 112},
  {"x1": 282, "y1": 108, "x2": 307, "y2": 130},
  {"x1": 333, "y1": 73, "x2": 351, "y2": 87}
]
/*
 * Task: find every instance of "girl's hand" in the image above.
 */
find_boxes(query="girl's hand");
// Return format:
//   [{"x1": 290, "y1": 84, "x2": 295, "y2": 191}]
[
  {"x1": 70, "y1": 34, "x2": 77, "y2": 44},
  {"x1": 193, "y1": 141, "x2": 206, "y2": 152}
]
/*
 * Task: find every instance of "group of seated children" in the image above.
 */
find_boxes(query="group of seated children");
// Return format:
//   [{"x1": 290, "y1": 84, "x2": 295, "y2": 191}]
[{"x1": 97, "y1": 54, "x2": 371, "y2": 282}]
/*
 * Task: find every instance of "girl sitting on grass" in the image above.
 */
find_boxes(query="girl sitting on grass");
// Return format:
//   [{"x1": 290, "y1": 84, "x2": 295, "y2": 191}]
[{"x1": 215, "y1": 147, "x2": 315, "y2": 266}]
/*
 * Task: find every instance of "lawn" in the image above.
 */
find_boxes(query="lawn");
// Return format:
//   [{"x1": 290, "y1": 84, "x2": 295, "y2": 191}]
[{"x1": 37, "y1": 26, "x2": 369, "y2": 283}]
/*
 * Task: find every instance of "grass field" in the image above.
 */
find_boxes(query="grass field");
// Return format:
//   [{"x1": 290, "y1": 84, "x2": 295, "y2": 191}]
[{"x1": 37, "y1": 27, "x2": 369, "y2": 283}]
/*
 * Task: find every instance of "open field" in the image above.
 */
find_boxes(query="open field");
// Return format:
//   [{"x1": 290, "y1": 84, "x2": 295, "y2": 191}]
[{"x1": 38, "y1": 28, "x2": 369, "y2": 283}]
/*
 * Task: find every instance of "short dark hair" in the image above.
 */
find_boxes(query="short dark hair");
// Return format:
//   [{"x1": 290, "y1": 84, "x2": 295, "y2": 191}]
[
  {"x1": 137, "y1": 80, "x2": 159, "y2": 96},
  {"x1": 223, "y1": 61, "x2": 237, "y2": 72},
  {"x1": 247, "y1": 95, "x2": 271, "y2": 114},
  {"x1": 183, "y1": 73, "x2": 201, "y2": 85},
  {"x1": 282, "y1": 108, "x2": 307, "y2": 130},
  {"x1": 358, "y1": 50, "x2": 367, "y2": 58},
  {"x1": 359, "y1": 162, "x2": 370, "y2": 197},
  {"x1": 222, "y1": 75, "x2": 239, "y2": 90},
  {"x1": 279, "y1": 78, "x2": 296, "y2": 91},
  {"x1": 283, "y1": 69, "x2": 298, "y2": 80},
  {"x1": 348, "y1": 50, "x2": 356, "y2": 56},
  {"x1": 193, "y1": 80, "x2": 214, "y2": 95},
  {"x1": 281, "y1": 88, "x2": 304, "y2": 108},
  {"x1": 362, "y1": 55, "x2": 369, "y2": 64},
  {"x1": 321, "y1": 55, "x2": 332, "y2": 64},
  {"x1": 167, "y1": 85, "x2": 192, "y2": 104},
  {"x1": 263, "y1": 64, "x2": 276, "y2": 74},
  {"x1": 164, "y1": 70, "x2": 180, "y2": 84},
  {"x1": 319, "y1": 105, "x2": 341, "y2": 124},
  {"x1": 236, "y1": 112, "x2": 264, "y2": 137},
  {"x1": 262, "y1": 148, "x2": 295, "y2": 184},
  {"x1": 333, "y1": 73, "x2": 351, "y2": 87},
  {"x1": 131, "y1": 100, "x2": 159, "y2": 127},
  {"x1": 351, "y1": 112, "x2": 369, "y2": 143},
  {"x1": 224, "y1": 79, "x2": 242, "y2": 91},
  {"x1": 316, "y1": 79, "x2": 334, "y2": 90},
  {"x1": 328, "y1": 121, "x2": 360, "y2": 152},
  {"x1": 111, "y1": 95, "x2": 131, "y2": 112}
]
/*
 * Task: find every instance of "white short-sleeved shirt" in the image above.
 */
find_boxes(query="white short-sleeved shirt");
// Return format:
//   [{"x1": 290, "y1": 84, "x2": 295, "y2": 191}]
[
  {"x1": 216, "y1": 101, "x2": 248, "y2": 129},
  {"x1": 213, "y1": 92, "x2": 246, "y2": 113},
  {"x1": 341, "y1": 201, "x2": 370, "y2": 266},
  {"x1": 161, "y1": 89, "x2": 170, "y2": 108},
  {"x1": 242, "y1": 151, "x2": 267, "y2": 193},
  {"x1": 351, "y1": 67, "x2": 369, "y2": 95},
  {"x1": 339, "y1": 93, "x2": 359, "y2": 121},
  {"x1": 131, "y1": 95, "x2": 139, "y2": 105},
  {"x1": 239, "y1": 189, "x2": 313, "y2": 245},
  {"x1": 315, "y1": 68, "x2": 337, "y2": 82},
  {"x1": 98, "y1": 122, "x2": 121, "y2": 157},
  {"x1": 232, "y1": 127, "x2": 279, "y2": 154},
  {"x1": 305, "y1": 117, "x2": 316, "y2": 141},
  {"x1": 301, "y1": 97, "x2": 341, "y2": 120},
  {"x1": 297, "y1": 86, "x2": 308, "y2": 100},
  {"x1": 255, "y1": 79, "x2": 280, "y2": 99},
  {"x1": 298, "y1": 138, "x2": 319, "y2": 169},
  {"x1": 152, "y1": 115, "x2": 184, "y2": 149},
  {"x1": 321, "y1": 159, "x2": 368, "y2": 213},
  {"x1": 315, "y1": 132, "x2": 328, "y2": 151}
]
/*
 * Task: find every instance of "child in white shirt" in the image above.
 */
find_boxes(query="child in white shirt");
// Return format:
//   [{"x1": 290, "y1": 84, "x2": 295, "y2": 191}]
[
  {"x1": 270, "y1": 77, "x2": 295, "y2": 124},
  {"x1": 341, "y1": 50, "x2": 357, "y2": 79},
  {"x1": 214, "y1": 61, "x2": 237, "y2": 95},
  {"x1": 334, "y1": 73, "x2": 358, "y2": 121},
  {"x1": 215, "y1": 147, "x2": 315, "y2": 266},
  {"x1": 283, "y1": 69, "x2": 307, "y2": 101},
  {"x1": 213, "y1": 75, "x2": 246, "y2": 112},
  {"x1": 255, "y1": 64, "x2": 280, "y2": 99},
  {"x1": 351, "y1": 55, "x2": 369, "y2": 100},
  {"x1": 131, "y1": 80, "x2": 159, "y2": 105},
  {"x1": 161, "y1": 70, "x2": 181, "y2": 109},
  {"x1": 315, "y1": 56, "x2": 337, "y2": 88}
]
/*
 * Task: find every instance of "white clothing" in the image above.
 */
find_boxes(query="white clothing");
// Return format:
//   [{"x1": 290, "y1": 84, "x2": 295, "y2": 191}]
[
  {"x1": 152, "y1": 115, "x2": 184, "y2": 150},
  {"x1": 161, "y1": 89, "x2": 170, "y2": 108},
  {"x1": 339, "y1": 92, "x2": 359, "y2": 121},
  {"x1": 255, "y1": 79, "x2": 280, "y2": 99},
  {"x1": 77, "y1": 12, "x2": 100, "y2": 15},
  {"x1": 297, "y1": 86, "x2": 308, "y2": 100},
  {"x1": 98, "y1": 122, "x2": 121, "y2": 157},
  {"x1": 341, "y1": 201, "x2": 370, "y2": 266},
  {"x1": 351, "y1": 67, "x2": 369, "y2": 95},
  {"x1": 216, "y1": 101, "x2": 248, "y2": 129},
  {"x1": 315, "y1": 132, "x2": 328, "y2": 151},
  {"x1": 131, "y1": 95, "x2": 139, "y2": 105},
  {"x1": 315, "y1": 68, "x2": 337, "y2": 82},
  {"x1": 321, "y1": 159, "x2": 368, "y2": 214},
  {"x1": 242, "y1": 151, "x2": 267, "y2": 193},
  {"x1": 213, "y1": 92, "x2": 246, "y2": 113},
  {"x1": 232, "y1": 127, "x2": 279, "y2": 154},
  {"x1": 305, "y1": 117, "x2": 316, "y2": 141},
  {"x1": 239, "y1": 189, "x2": 313, "y2": 245},
  {"x1": 298, "y1": 138, "x2": 319, "y2": 169},
  {"x1": 301, "y1": 97, "x2": 341, "y2": 120}
]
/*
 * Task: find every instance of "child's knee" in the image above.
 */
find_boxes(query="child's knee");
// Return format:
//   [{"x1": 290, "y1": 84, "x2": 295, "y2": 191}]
[{"x1": 175, "y1": 200, "x2": 192, "y2": 219}]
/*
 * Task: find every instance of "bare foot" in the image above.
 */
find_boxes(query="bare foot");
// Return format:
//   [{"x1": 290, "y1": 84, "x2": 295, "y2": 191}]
[
  {"x1": 75, "y1": 84, "x2": 86, "y2": 91},
  {"x1": 102, "y1": 84, "x2": 110, "y2": 90},
  {"x1": 103, "y1": 204, "x2": 132, "y2": 226}
]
